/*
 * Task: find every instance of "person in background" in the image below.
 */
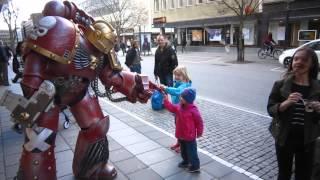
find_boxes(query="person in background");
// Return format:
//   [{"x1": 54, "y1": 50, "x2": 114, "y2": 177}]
[
  {"x1": 264, "y1": 32, "x2": 276, "y2": 53},
  {"x1": 267, "y1": 47, "x2": 320, "y2": 180},
  {"x1": 154, "y1": 34, "x2": 178, "y2": 87},
  {"x1": 120, "y1": 40, "x2": 126, "y2": 56},
  {"x1": 125, "y1": 40, "x2": 142, "y2": 73},
  {"x1": 12, "y1": 41, "x2": 24, "y2": 83},
  {"x1": 160, "y1": 65, "x2": 192, "y2": 153},
  {"x1": 0, "y1": 41, "x2": 12, "y2": 86},
  {"x1": 163, "y1": 88, "x2": 203, "y2": 173}
]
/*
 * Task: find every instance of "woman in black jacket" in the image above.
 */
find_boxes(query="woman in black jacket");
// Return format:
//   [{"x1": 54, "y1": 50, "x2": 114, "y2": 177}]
[{"x1": 267, "y1": 47, "x2": 320, "y2": 180}]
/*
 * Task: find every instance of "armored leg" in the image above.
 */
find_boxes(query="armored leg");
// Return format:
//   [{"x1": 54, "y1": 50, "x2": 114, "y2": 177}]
[
  {"x1": 16, "y1": 106, "x2": 59, "y2": 180},
  {"x1": 70, "y1": 93, "x2": 116, "y2": 179}
]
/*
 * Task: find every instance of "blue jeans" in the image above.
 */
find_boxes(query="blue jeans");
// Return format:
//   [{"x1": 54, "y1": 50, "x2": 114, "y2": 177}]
[
  {"x1": 159, "y1": 73, "x2": 173, "y2": 87},
  {"x1": 179, "y1": 139, "x2": 200, "y2": 168},
  {"x1": 130, "y1": 64, "x2": 141, "y2": 74}
]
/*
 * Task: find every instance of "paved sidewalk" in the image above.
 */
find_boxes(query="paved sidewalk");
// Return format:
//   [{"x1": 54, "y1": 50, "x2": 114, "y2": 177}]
[{"x1": 0, "y1": 82, "x2": 258, "y2": 179}]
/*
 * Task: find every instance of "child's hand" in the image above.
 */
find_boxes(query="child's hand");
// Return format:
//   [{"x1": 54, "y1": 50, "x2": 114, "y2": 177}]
[
  {"x1": 163, "y1": 93, "x2": 169, "y2": 101},
  {"x1": 160, "y1": 84, "x2": 166, "y2": 90}
]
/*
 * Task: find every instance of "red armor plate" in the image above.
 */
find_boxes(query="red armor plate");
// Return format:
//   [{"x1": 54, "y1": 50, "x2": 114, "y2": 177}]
[{"x1": 26, "y1": 16, "x2": 79, "y2": 64}]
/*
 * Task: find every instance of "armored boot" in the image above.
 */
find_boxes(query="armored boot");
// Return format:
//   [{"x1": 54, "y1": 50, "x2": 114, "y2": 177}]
[{"x1": 73, "y1": 116, "x2": 117, "y2": 179}]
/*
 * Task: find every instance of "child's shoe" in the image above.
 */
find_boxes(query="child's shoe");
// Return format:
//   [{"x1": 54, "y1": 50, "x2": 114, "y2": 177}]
[
  {"x1": 170, "y1": 142, "x2": 180, "y2": 150},
  {"x1": 188, "y1": 166, "x2": 200, "y2": 173},
  {"x1": 178, "y1": 161, "x2": 189, "y2": 168}
]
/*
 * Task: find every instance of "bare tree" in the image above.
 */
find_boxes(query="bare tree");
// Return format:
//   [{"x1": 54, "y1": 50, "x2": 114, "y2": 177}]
[
  {"x1": 82, "y1": 0, "x2": 148, "y2": 40},
  {"x1": 215, "y1": 0, "x2": 262, "y2": 62},
  {"x1": 2, "y1": 0, "x2": 19, "y2": 51}
]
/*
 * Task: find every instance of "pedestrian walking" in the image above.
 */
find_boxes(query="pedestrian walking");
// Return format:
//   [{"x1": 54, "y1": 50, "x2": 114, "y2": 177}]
[
  {"x1": 181, "y1": 39, "x2": 187, "y2": 53},
  {"x1": 160, "y1": 66, "x2": 192, "y2": 153},
  {"x1": 0, "y1": 41, "x2": 11, "y2": 86},
  {"x1": 172, "y1": 38, "x2": 178, "y2": 53},
  {"x1": 267, "y1": 47, "x2": 320, "y2": 180},
  {"x1": 154, "y1": 34, "x2": 178, "y2": 87},
  {"x1": 12, "y1": 41, "x2": 24, "y2": 83},
  {"x1": 120, "y1": 40, "x2": 126, "y2": 56},
  {"x1": 225, "y1": 30, "x2": 231, "y2": 54},
  {"x1": 125, "y1": 40, "x2": 142, "y2": 73},
  {"x1": 163, "y1": 88, "x2": 203, "y2": 173}
]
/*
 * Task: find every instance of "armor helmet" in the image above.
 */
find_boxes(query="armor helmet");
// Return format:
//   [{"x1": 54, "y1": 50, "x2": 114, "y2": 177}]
[{"x1": 84, "y1": 20, "x2": 116, "y2": 54}]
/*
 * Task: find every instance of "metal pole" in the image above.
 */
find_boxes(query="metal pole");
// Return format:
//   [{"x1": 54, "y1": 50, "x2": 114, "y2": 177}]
[
  {"x1": 285, "y1": 0, "x2": 290, "y2": 48},
  {"x1": 139, "y1": 25, "x2": 142, "y2": 52}
]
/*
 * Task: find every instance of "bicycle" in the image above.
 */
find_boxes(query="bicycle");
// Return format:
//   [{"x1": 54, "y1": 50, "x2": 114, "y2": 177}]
[{"x1": 257, "y1": 45, "x2": 283, "y2": 60}]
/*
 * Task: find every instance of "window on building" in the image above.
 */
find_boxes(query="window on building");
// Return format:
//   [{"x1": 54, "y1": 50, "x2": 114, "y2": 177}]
[
  {"x1": 187, "y1": 0, "x2": 193, "y2": 6},
  {"x1": 169, "y1": 0, "x2": 175, "y2": 9},
  {"x1": 178, "y1": 0, "x2": 184, "y2": 7},
  {"x1": 197, "y1": 0, "x2": 204, "y2": 3},
  {"x1": 207, "y1": 0, "x2": 214, "y2": 2},
  {"x1": 162, "y1": 0, "x2": 167, "y2": 10},
  {"x1": 155, "y1": 0, "x2": 160, "y2": 11}
]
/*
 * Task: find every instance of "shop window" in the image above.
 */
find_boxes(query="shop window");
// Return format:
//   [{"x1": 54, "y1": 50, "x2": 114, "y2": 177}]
[
  {"x1": 154, "y1": 0, "x2": 160, "y2": 12},
  {"x1": 178, "y1": 0, "x2": 184, "y2": 7},
  {"x1": 197, "y1": 0, "x2": 203, "y2": 4},
  {"x1": 161, "y1": 0, "x2": 167, "y2": 10},
  {"x1": 187, "y1": 0, "x2": 193, "y2": 6},
  {"x1": 169, "y1": 0, "x2": 175, "y2": 9}
]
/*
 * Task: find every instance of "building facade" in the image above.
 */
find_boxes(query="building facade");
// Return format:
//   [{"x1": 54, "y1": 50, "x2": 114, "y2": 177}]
[
  {"x1": 262, "y1": 0, "x2": 320, "y2": 47},
  {"x1": 153, "y1": 0, "x2": 320, "y2": 47}
]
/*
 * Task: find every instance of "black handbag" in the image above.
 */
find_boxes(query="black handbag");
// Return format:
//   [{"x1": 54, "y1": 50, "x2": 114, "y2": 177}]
[{"x1": 268, "y1": 118, "x2": 280, "y2": 139}]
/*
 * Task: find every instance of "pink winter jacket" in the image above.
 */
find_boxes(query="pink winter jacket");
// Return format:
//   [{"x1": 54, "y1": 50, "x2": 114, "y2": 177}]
[{"x1": 164, "y1": 99, "x2": 204, "y2": 141}]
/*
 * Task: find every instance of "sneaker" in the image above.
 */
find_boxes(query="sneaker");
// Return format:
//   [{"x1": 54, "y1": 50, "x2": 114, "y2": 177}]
[
  {"x1": 188, "y1": 166, "x2": 200, "y2": 173},
  {"x1": 170, "y1": 143, "x2": 180, "y2": 150},
  {"x1": 178, "y1": 162, "x2": 189, "y2": 168},
  {"x1": 12, "y1": 123, "x2": 22, "y2": 134}
]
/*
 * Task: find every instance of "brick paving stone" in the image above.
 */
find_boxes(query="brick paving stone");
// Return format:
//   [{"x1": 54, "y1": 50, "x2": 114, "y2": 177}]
[
  {"x1": 136, "y1": 148, "x2": 175, "y2": 166},
  {"x1": 128, "y1": 168, "x2": 163, "y2": 180},
  {"x1": 165, "y1": 170, "x2": 213, "y2": 180},
  {"x1": 114, "y1": 157, "x2": 147, "y2": 175},
  {"x1": 109, "y1": 148, "x2": 134, "y2": 163},
  {"x1": 150, "y1": 156, "x2": 183, "y2": 178}
]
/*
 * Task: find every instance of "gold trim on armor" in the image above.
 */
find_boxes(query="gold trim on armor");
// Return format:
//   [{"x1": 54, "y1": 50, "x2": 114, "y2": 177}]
[
  {"x1": 24, "y1": 23, "x2": 80, "y2": 65},
  {"x1": 25, "y1": 42, "x2": 71, "y2": 64}
]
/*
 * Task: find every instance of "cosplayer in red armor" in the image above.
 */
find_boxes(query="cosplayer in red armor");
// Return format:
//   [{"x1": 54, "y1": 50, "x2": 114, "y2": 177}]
[{"x1": 15, "y1": 1, "x2": 151, "y2": 179}]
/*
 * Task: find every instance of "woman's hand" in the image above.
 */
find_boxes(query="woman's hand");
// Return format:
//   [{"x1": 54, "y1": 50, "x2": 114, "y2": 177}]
[
  {"x1": 279, "y1": 92, "x2": 302, "y2": 112},
  {"x1": 310, "y1": 101, "x2": 320, "y2": 113}
]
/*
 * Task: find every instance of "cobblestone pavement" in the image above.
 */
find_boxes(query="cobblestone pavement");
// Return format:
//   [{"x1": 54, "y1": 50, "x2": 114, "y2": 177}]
[{"x1": 108, "y1": 97, "x2": 278, "y2": 180}]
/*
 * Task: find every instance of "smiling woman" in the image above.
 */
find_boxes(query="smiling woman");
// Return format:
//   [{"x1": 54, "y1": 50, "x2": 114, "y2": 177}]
[{"x1": 267, "y1": 47, "x2": 320, "y2": 180}]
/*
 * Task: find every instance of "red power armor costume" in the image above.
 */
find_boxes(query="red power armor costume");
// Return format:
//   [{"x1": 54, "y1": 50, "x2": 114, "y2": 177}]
[{"x1": 14, "y1": 1, "x2": 151, "y2": 179}]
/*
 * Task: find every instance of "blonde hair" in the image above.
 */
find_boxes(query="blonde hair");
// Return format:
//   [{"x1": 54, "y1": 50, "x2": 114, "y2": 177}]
[{"x1": 173, "y1": 66, "x2": 191, "y2": 82}]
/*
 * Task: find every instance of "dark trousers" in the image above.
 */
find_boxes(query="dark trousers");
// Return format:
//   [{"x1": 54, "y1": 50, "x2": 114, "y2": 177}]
[
  {"x1": 158, "y1": 73, "x2": 173, "y2": 87},
  {"x1": 0, "y1": 62, "x2": 9, "y2": 85},
  {"x1": 179, "y1": 139, "x2": 200, "y2": 168},
  {"x1": 12, "y1": 72, "x2": 22, "y2": 83},
  {"x1": 276, "y1": 135, "x2": 314, "y2": 180},
  {"x1": 129, "y1": 64, "x2": 141, "y2": 74}
]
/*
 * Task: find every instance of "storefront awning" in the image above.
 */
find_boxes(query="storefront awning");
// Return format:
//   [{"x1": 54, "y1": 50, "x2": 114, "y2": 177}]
[{"x1": 153, "y1": 14, "x2": 260, "y2": 28}]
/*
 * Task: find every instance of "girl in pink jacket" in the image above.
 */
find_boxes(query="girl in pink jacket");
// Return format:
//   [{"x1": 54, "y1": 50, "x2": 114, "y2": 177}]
[{"x1": 163, "y1": 88, "x2": 204, "y2": 173}]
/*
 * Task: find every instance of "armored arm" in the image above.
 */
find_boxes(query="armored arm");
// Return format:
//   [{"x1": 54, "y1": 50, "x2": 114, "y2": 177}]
[
  {"x1": 43, "y1": 0, "x2": 94, "y2": 27},
  {"x1": 99, "y1": 59, "x2": 150, "y2": 103}
]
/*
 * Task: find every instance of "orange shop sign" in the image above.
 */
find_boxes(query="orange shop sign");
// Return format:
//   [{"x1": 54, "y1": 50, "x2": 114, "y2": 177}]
[{"x1": 153, "y1": 17, "x2": 166, "y2": 24}]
